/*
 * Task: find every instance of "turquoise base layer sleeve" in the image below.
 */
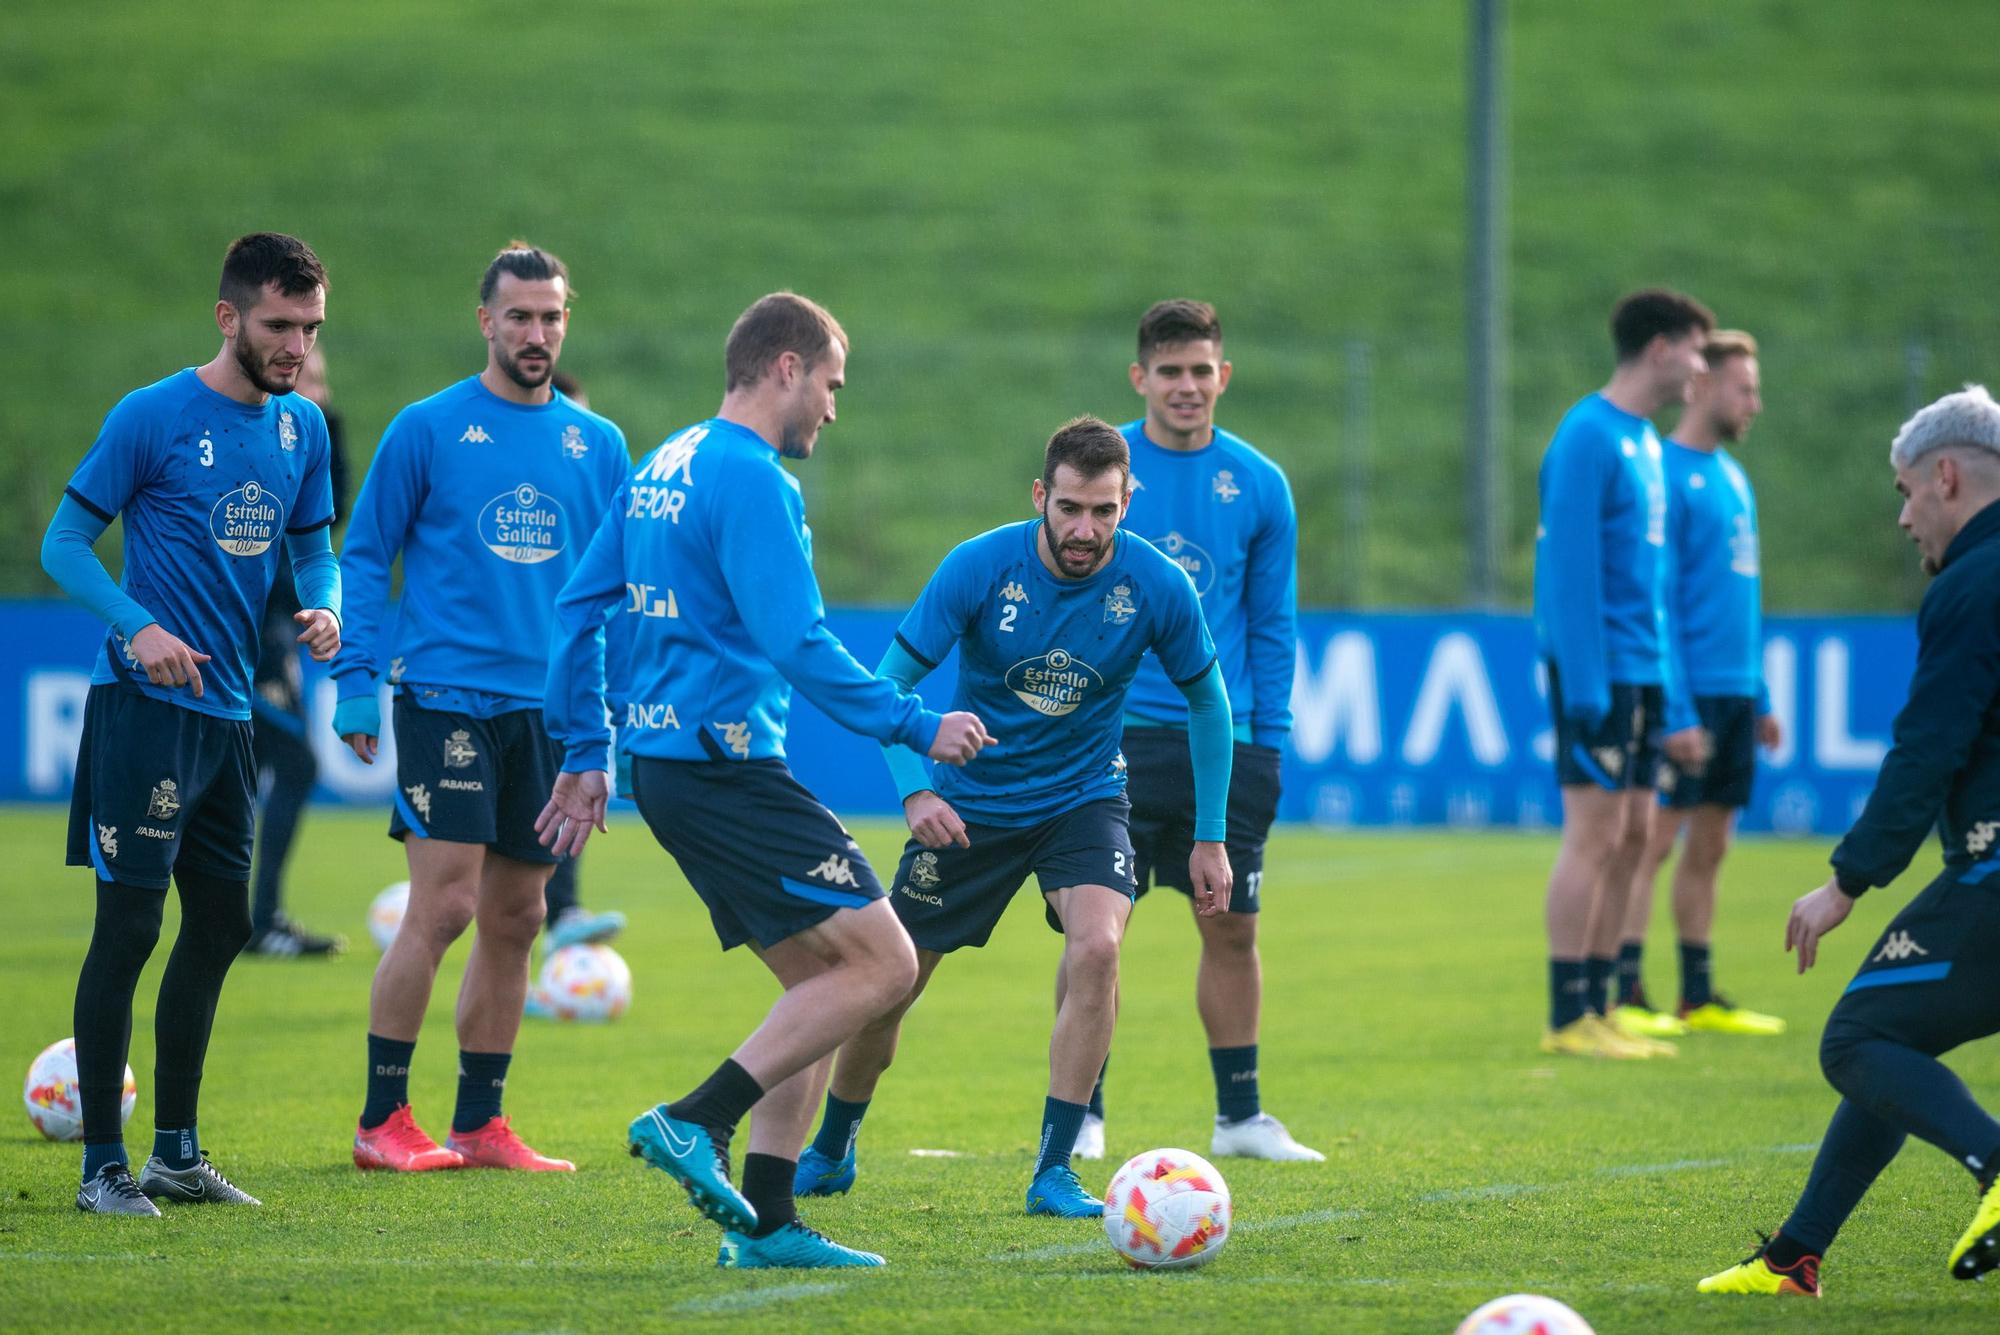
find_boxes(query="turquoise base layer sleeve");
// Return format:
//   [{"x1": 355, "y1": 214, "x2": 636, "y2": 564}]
[
  {"x1": 1179, "y1": 664, "x2": 1234, "y2": 843},
  {"x1": 284, "y1": 526, "x2": 342, "y2": 621},
  {"x1": 876, "y1": 640, "x2": 938, "y2": 801},
  {"x1": 40, "y1": 495, "x2": 155, "y2": 640}
]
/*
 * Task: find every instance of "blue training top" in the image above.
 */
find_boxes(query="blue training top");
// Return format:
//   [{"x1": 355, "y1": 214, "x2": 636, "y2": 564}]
[
  {"x1": 61, "y1": 368, "x2": 335, "y2": 720},
  {"x1": 332, "y1": 376, "x2": 627, "y2": 714},
  {"x1": 892, "y1": 520, "x2": 1217, "y2": 827},
  {"x1": 1118, "y1": 421, "x2": 1297, "y2": 748},
  {"x1": 1662, "y1": 440, "x2": 1769, "y2": 720},
  {"x1": 1533, "y1": 392, "x2": 1675, "y2": 724},
  {"x1": 545, "y1": 417, "x2": 944, "y2": 772}
]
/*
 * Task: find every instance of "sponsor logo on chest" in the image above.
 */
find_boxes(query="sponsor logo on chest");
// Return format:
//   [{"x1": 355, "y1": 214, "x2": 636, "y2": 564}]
[
  {"x1": 479, "y1": 483, "x2": 569, "y2": 564},
  {"x1": 1005, "y1": 648, "x2": 1103, "y2": 717}
]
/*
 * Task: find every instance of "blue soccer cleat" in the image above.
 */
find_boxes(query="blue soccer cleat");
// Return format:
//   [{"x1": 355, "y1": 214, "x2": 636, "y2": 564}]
[
  {"x1": 1025, "y1": 1163, "x2": 1104, "y2": 1218},
  {"x1": 794, "y1": 1144, "x2": 857, "y2": 1197},
  {"x1": 547, "y1": 907, "x2": 626, "y2": 951},
  {"x1": 627, "y1": 1105, "x2": 756, "y2": 1233},
  {"x1": 717, "y1": 1220, "x2": 886, "y2": 1269}
]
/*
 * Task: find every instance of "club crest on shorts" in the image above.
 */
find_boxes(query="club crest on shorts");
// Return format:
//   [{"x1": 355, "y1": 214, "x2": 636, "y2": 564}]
[
  {"x1": 147, "y1": 779, "x2": 182, "y2": 821},
  {"x1": 910, "y1": 851, "x2": 941, "y2": 889},
  {"x1": 443, "y1": 730, "x2": 478, "y2": 769},
  {"x1": 1103, "y1": 584, "x2": 1136, "y2": 626}
]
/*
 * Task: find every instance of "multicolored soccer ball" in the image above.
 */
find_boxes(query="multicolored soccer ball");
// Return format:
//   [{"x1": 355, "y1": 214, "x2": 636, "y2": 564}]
[
  {"x1": 24, "y1": 1038, "x2": 135, "y2": 1142},
  {"x1": 1102, "y1": 1147, "x2": 1232, "y2": 1269},
  {"x1": 368, "y1": 881, "x2": 409, "y2": 951},
  {"x1": 1455, "y1": 1294, "x2": 1595, "y2": 1335},
  {"x1": 532, "y1": 944, "x2": 632, "y2": 1022}
]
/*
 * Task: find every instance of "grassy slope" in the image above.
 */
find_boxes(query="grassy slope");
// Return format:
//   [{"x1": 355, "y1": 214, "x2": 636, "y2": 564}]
[
  {"x1": 2, "y1": 2, "x2": 1998, "y2": 610},
  {"x1": 2, "y1": 807, "x2": 1997, "y2": 1331}
]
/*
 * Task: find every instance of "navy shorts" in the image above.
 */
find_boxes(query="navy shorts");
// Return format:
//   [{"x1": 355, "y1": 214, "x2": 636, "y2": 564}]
[
  {"x1": 66, "y1": 683, "x2": 256, "y2": 890},
  {"x1": 629, "y1": 754, "x2": 885, "y2": 952},
  {"x1": 1124, "y1": 727, "x2": 1281, "y2": 914},
  {"x1": 1822, "y1": 863, "x2": 2000, "y2": 1061},
  {"x1": 1659, "y1": 694, "x2": 1757, "y2": 810},
  {"x1": 1547, "y1": 661, "x2": 1662, "y2": 792},
  {"x1": 889, "y1": 797, "x2": 1136, "y2": 953},
  {"x1": 388, "y1": 695, "x2": 562, "y2": 864}
]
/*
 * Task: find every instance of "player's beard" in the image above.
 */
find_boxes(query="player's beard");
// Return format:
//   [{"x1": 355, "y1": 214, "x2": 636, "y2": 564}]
[
  {"x1": 234, "y1": 337, "x2": 298, "y2": 396},
  {"x1": 1040, "y1": 515, "x2": 1111, "y2": 578},
  {"x1": 498, "y1": 344, "x2": 555, "y2": 391}
]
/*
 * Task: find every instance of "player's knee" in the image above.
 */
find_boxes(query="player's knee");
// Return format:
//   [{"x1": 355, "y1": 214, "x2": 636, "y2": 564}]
[
  {"x1": 1065, "y1": 928, "x2": 1122, "y2": 989},
  {"x1": 866, "y1": 933, "x2": 920, "y2": 1012},
  {"x1": 1818, "y1": 1014, "x2": 1871, "y2": 1094},
  {"x1": 476, "y1": 893, "x2": 544, "y2": 950},
  {"x1": 408, "y1": 886, "x2": 478, "y2": 951},
  {"x1": 1202, "y1": 911, "x2": 1258, "y2": 958}
]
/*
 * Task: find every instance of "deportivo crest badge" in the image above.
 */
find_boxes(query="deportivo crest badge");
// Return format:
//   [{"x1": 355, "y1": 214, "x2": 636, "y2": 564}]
[
  {"x1": 443, "y1": 730, "x2": 478, "y2": 769},
  {"x1": 1103, "y1": 583, "x2": 1136, "y2": 626},
  {"x1": 148, "y1": 779, "x2": 182, "y2": 821},
  {"x1": 278, "y1": 410, "x2": 298, "y2": 452},
  {"x1": 910, "y1": 851, "x2": 941, "y2": 889},
  {"x1": 561, "y1": 423, "x2": 588, "y2": 459},
  {"x1": 1212, "y1": 469, "x2": 1240, "y2": 503}
]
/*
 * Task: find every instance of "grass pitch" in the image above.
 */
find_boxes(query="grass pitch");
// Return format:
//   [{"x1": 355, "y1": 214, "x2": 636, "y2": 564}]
[{"x1": 2, "y1": 806, "x2": 1997, "y2": 1331}]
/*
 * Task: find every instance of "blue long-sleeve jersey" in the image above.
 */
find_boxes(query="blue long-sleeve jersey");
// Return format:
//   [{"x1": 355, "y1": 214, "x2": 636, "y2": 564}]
[
  {"x1": 545, "y1": 417, "x2": 944, "y2": 772},
  {"x1": 57, "y1": 369, "x2": 335, "y2": 720},
  {"x1": 1661, "y1": 441, "x2": 1769, "y2": 723},
  {"x1": 1533, "y1": 393, "x2": 1676, "y2": 725},
  {"x1": 1118, "y1": 421, "x2": 1296, "y2": 748},
  {"x1": 1831, "y1": 500, "x2": 2000, "y2": 894},
  {"x1": 331, "y1": 377, "x2": 626, "y2": 711}
]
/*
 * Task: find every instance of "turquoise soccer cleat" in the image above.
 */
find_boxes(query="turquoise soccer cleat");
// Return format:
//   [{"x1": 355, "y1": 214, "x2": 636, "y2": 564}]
[
  {"x1": 627, "y1": 1105, "x2": 756, "y2": 1233},
  {"x1": 794, "y1": 1144, "x2": 857, "y2": 1197},
  {"x1": 547, "y1": 907, "x2": 626, "y2": 951},
  {"x1": 717, "y1": 1221, "x2": 886, "y2": 1269},
  {"x1": 1026, "y1": 1163, "x2": 1104, "y2": 1218}
]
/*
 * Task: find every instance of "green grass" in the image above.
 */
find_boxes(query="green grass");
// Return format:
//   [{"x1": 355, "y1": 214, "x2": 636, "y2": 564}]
[
  {"x1": 2, "y1": 806, "x2": 1997, "y2": 1330},
  {"x1": 3, "y1": 2, "x2": 1999, "y2": 609}
]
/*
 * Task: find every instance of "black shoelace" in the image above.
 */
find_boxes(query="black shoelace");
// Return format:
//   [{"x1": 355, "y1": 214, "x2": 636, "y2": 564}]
[{"x1": 100, "y1": 1165, "x2": 147, "y2": 1199}]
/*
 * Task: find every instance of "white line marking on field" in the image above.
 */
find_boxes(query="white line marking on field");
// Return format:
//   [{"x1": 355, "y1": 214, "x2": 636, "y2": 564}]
[
  {"x1": 1601, "y1": 1157, "x2": 1729, "y2": 1177},
  {"x1": 670, "y1": 1282, "x2": 849, "y2": 1313},
  {"x1": 909, "y1": 1148, "x2": 964, "y2": 1157}
]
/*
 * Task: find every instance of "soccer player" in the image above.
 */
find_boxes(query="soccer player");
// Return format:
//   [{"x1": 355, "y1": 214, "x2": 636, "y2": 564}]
[
  {"x1": 1534, "y1": 288, "x2": 1712, "y2": 1059},
  {"x1": 334, "y1": 243, "x2": 626, "y2": 1173},
  {"x1": 539, "y1": 292, "x2": 992, "y2": 1268},
  {"x1": 1698, "y1": 386, "x2": 2000, "y2": 1297},
  {"x1": 1612, "y1": 331, "x2": 1785, "y2": 1037},
  {"x1": 793, "y1": 415, "x2": 1235, "y2": 1218},
  {"x1": 244, "y1": 345, "x2": 351, "y2": 957},
  {"x1": 1062, "y1": 299, "x2": 1316, "y2": 1163},
  {"x1": 43, "y1": 233, "x2": 341, "y2": 1213}
]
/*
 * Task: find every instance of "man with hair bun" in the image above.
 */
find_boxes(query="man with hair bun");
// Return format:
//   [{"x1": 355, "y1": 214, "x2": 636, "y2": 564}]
[
  {"x1": 1701, "y1": 384, "x2": 2000, "y2": 1297},
  {"x1": 335, "y1": 242, "x2": 627, "y2": 1173}
]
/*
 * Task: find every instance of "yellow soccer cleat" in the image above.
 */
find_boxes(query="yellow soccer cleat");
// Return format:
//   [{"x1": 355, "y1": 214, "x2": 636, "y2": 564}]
[
  {"x1": 1680, "y1": 998, "x2": 1787, "y2": 1036},
  {"x1": 1540, "y1": 1014, "x2": 1652, "y2": 1059},
  {"x1": 1949, "y1": 1177, "x2": 2000, "y2": 1280},
  {"x1": 1697, "y1": 1237, "x2": 1821, "y2": 1298},
  {"x1": 1610, "y1": 1003, "x2": 1691, "y2": 1038},
  {"x1": 1589, "y1": 1011, "x2": 1676, "y2": 1057}
]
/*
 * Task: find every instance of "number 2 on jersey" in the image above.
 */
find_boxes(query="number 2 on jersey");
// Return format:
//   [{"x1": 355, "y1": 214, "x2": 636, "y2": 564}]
[{"x1": 998, "y1": 604, "x2": 1017, "y2": 633}]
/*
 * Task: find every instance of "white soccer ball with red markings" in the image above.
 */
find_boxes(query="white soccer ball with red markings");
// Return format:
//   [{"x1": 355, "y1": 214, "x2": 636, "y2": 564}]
[
  {"x1": 533, "y1": 944, "x2": 632, "y2": 1022},
  {"x1": 1455, "y1": 1294, "x2": 1595, "y2": 1335},
  {"x1": 368, "y1": 881, "x2": 409, "y2": 951},
  {"x1": 1102, "y1": 1147, "x2": 1232, "y2": 1270},
  {"x1": 23, "y1": 1038, "x2": 135, "y2": 1142}
]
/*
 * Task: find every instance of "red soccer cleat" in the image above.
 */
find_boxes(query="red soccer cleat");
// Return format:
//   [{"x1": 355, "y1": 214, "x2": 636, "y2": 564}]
[
  {"x1": 446, "y1": 1116, "x2": 575, "y2": 1172},
  {"x1": 354, "y1": 1106, "x2": 466, "y2": 1172}
]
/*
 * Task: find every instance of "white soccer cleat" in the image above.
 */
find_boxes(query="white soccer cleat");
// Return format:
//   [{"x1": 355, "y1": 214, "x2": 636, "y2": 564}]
[
  {"x1": 1073, "y1": 1113, "x2": 1105, "y2": 1161},
  {"x1": 1210, "y1": 1112, "x2": 1326, "y2": 1162}
]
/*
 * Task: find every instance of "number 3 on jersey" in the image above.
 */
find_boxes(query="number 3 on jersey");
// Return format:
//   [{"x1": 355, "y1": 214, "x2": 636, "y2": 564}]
[{"x1": 198, "y1": 437, "x2": 214, "y2": 467}]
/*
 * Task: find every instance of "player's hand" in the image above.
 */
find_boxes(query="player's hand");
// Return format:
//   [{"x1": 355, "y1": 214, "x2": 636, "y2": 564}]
[
  {"x1": 1664, "y1": 725, "x2": 1711, "y2": 771},
  {"x1": 293, "y1": 608, "x2": 341, "y2": 662},
  {"x1": 1785, "y1": 877, "x2": 1856, "y2": 974},
  {"x1": 904, "y1": 790, "x2": 969, "y2": 849},
  {"x1": 129, "y1": 623, "x2": 210, "y2": 699},
  {"x1": 332, "y1": 694, "x2": 380, "y2": 764},
  {"x1": 536, "y1": 769, "x2": 610, "y2": 858},
  {"x1": 928, "y1": 711, "x2": 997, "y2": 766},
  {"x1": 1188, "y1": 840, "x2": 1233, "y2": 917},
  {"x1": 1757, "y1": 713, "x2": 1783, "y2": 750}
]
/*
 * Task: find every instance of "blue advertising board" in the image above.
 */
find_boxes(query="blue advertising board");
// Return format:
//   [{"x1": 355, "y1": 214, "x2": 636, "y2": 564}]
[{"x1": 0, "y1": 601, "x2": 1914, "y2": 836}]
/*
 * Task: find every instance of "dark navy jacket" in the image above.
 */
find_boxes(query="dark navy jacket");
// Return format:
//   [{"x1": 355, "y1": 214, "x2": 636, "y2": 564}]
[{"x1": 1833, "y1": 498, "x2": 2000, "y2": 894}]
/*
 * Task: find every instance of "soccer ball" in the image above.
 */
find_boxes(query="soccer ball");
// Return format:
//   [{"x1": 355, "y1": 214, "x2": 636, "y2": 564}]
[
  {"x1": 368, "y1": 881, "x2": 409, "y2": 951},
  {"x1": 533, "y1": 944, "x2": 632, "y2": 1022},
  {"x1": 1455, "y1": 1294, "x2": 1595, "y2": 1335},
  {"x1": 1102, "y1": 1148, "x2": 1232, "y2": 1270},
  {"x1": 23, "y1": 1038, "x2": 135, "y2": 1142}
]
